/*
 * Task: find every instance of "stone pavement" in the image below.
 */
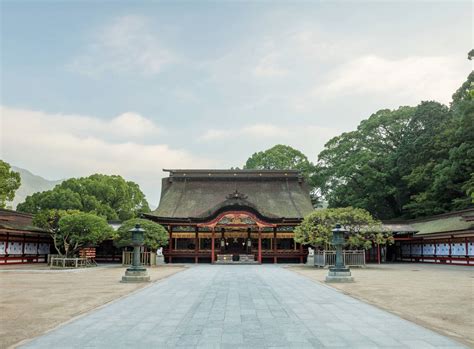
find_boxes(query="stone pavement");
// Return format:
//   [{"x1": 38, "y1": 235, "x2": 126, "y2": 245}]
[{"x1": 21, "y1": 265, "x2": 465, "y2": 348}]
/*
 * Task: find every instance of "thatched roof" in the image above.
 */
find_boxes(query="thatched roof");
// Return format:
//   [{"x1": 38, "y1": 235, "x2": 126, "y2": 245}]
[{"x1": 146, "y1": 169, "x2": 314, "y2": 223}]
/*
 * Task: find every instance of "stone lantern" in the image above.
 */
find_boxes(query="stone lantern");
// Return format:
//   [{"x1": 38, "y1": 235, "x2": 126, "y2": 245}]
[
  {"x1": 121, "y1": 224, "x2": 150, "y2": 283},
  {"x1": 326, "y1": 224, "x2": 354, "y2": 283}
]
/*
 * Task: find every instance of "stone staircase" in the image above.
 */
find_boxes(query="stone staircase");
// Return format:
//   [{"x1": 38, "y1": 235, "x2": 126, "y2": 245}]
[{"x1": 215, "y1": 254, "x2": 258, "y2": 264}]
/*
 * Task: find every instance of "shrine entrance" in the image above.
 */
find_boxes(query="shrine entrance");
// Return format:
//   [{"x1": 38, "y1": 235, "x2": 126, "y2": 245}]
[{"x1": 224, "y1": 237, "x2": 247, "y2": 254}]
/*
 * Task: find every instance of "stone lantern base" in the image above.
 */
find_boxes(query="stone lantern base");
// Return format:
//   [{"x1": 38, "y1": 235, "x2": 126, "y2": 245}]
[
  {"x1": 121, "y1": 268, "x2": 150, "y2": 283},
  {"x1": 325, "y1": 267, "x2": 354, "y2": 283}
]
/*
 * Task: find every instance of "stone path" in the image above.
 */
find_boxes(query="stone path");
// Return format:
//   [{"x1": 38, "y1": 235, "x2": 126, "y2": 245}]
[{"x1": 21, "y1": 265, "x2": 465, "y2": 348}]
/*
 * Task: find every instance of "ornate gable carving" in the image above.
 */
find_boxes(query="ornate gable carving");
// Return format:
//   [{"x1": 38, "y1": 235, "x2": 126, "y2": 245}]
[{"x1": 226, "y1": 190, "x2": 248, "y2": 200}]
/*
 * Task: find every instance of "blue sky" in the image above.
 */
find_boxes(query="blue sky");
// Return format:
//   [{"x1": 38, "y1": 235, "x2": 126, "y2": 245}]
[{"x1": 1, "y1": 1, "x2": 472, "y2": 207}]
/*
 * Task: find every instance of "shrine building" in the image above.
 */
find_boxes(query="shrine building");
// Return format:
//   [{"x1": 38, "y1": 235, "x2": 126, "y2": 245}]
[{"x1": 144, "y1": 169, "x2": 314, "y2": 264}]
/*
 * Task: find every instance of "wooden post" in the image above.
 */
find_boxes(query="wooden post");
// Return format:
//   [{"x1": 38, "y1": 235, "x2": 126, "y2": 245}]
[
  {"x1": 22, "y1": 235, "x2": 26, "y2": 263},
  {"x1": 36, "y1": 234, "x2": 40, "y2": 263},
  {"x1": 434, "y1": 242, "x2": 437, "y2": 263},
  {"x1": 273, "y1": 227, "x2": 277, "y2": 264},
  {"x1": 211, "y1": 228, "x2": 215, "y2": 263},
  {"x1": 448, "y1": 238, "x2": 452, "y2": 264},
  {"x1": 465, "y1": 238, "x2": 469, "y2": 265},
  {"x1": 299, "y1": 242, "x2": 303, "y2": 263},
  {"x1": 4, "y1": 233, "x2": 9, "y2": 263},
  {"x1": 258, "y1": 228, "x2": 262, "y2": 263},
  {"x1": 169, "y1": 226, "x2": 173, "y2": 264},
  {"x1": 377, "y1": 243, "x2": 381, "y2": 264},
  {"x1": 195, "y1": 226, "x2": 199, "y2": 264}
]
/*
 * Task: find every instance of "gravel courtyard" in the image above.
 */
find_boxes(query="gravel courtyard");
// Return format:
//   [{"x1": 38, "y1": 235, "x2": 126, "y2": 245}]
[
  {"x1": 16, "y1": 265, "x2": 466, "y2": 349},
  {"x1": 290, "y1": 263, "x2": 474, "y2": 347},
  {"x1": 0, "y1": 265, "x2": 185, "y2": 349}
]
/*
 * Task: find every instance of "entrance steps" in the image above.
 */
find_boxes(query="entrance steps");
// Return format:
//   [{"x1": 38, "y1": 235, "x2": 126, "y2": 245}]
[{"x1": 215, "y1": 254, "x2": 258, "y2": 264}]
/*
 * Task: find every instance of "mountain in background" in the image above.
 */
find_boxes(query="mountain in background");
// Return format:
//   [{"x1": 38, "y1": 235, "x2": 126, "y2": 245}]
[{"x1": 7, "y1": 166, "x2": 63, "y2": 209}]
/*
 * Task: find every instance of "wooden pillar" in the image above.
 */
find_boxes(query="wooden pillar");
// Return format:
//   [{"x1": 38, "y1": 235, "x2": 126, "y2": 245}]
[
  {"x1": 169, "y1": 226, "x2": 173, "y2": 264},
  {"x1": 247, "y1": 228, "x2": 251, "y2": 254},
  {"x1": 22, "y1": 235, "x2": 26, "y2": 263},
  {"x1": 299, "y1": 242, "x2": 303, "y2": 263},
  {"x1": 195, "y1": 226, "x2": 199, "y2": 264},
  {"x1": 273, "y1": 227, "x2": 277, "y2": 264},
  {"x1": 465, "y1": 238, "x2": 469, "y2": 265},
  {"x1": 258, "y1": 228, "x2": 262, "y2": 264},
  {"x1": 5, "y1": 232, "x2": 9, "y2": 261},
  {"x1": 221, "y1": 229, "x2": 225, "y2": 253},
  {"x1": 36, "y1": 234, "x2": 40, "y2": 262},
  {"x1": 377, "y1": 243, "x2": 381, "y2": 264},
  {"x1": 421, "y1": 241, "x2": 424, "y2": 262},
  {"x1": 434, "y1": 242, "x2": 437, "y2": 263},
  {"x1": 211, "y1": 228, "x2": 215, "y2": 263},
  {"x1": 448, "y1": 238, "x2": 452, "y2": 264}
]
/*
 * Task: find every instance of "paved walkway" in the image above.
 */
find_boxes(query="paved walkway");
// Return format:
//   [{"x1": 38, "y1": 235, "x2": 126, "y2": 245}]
[{"x1": 22, "y1": 265, "x2": 464, "y2": 348}]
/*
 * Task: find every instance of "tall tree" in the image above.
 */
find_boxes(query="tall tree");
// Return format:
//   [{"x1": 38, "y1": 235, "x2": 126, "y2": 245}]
[
  {"x1": 0, "y1": 160, "x2": 21, "y2": 208},
  {"x1": 317, "y1": 106, "x2": 415, "y2": 218},
  {"x1": 318, "y1": 72, "x2": 473, "y2": 219},
  {"x1": 18, "y1": 174, "x2": 150, "y2": 220},
  {"x1": 244, "y1": 144, "x2": 320, "y2": 205}
]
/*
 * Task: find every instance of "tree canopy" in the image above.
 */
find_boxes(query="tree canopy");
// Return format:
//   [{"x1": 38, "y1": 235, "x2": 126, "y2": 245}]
[
  {"x1": 34, "y1": 209, "x2": 113, "y2": 257},
  {"x1": 18, "y1": 174, "x2": 150, "y2": 220},
  {"x1": 316, "y1": 72, "x2": 474, "y2": 219},
  {"x1": 294, "y1": 207, "x2": 392, "y2": 250},
  {"x1": 244, "y1": 144, "x2": 320, "y2": 205},
  {"x1": 114, "y1": 218, "x2": 169, "y2": 250},
  {"x1": 0, "y1": 160, "x2": 21, "y2": 208}
]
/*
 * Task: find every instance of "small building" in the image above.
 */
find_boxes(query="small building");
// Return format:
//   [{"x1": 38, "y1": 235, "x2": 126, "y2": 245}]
[
  {"x1": 0, "y1": 208, "x2": 51, "y2": 264},
  {"x1": 382, "y1": 208, "x2": 474, "y2": 265},
  {"x1": 144, "y1": 169, "x2": 314, "y2": 263}
]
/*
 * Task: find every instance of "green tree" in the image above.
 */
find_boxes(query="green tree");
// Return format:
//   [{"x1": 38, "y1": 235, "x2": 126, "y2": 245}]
[
  {"x1": 18, "y1": 174, "x2": 150, "y2": 220},
  {"x1": 0, "y1": 160, "x2": 21, "y2": 208},
  {"x1": 34, "y1": 210, "x2": 113, "y2": 257},
  {"x1": 317, "y1": 84, "x2": 474, "y2": 219},
  {"x1": 317, "y1": 106, "x2": 416, "y2": 218},
  {"x1": 244, "y1": 144, "x2": 320, "y2": 205},
  {"x1": 57, "y1": 212, "x2": 114, "y2": 257},
  {"x1": 114, "y1": 218, "x2": 168, "y2": 250},
  {"x1": 294, "y1": 207, "x2": 392, "y2": 250}
]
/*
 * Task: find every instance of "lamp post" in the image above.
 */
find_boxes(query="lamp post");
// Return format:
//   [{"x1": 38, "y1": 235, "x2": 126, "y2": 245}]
[
  {"x1": 326, "y1": 224, "x2": 354, "y2": 283},
  {"x1": 121, "y1": 224, "x2": 150, "y2": 283}
]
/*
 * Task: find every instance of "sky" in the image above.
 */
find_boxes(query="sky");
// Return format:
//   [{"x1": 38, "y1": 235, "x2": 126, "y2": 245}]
[{"x1": 1, "y1": 0, "x2": 472, "y2": 207}]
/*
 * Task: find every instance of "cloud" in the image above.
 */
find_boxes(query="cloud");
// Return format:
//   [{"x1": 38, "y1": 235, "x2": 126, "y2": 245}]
[
  {"x1": 68, "y1": 15, "x2": 176, "y2": 76},
  {"x1": 199, "y1": 123, "x2": 340, "y2": 161},
  {"x1": 2, "y1": 107, "x2": 161, "y2": 143},
  {"x1": 0, "y1": 106, "x2": 215, "y2": 206},
  {"x1": 314, "y1": 55, "x2": 467, "y2": 104}
]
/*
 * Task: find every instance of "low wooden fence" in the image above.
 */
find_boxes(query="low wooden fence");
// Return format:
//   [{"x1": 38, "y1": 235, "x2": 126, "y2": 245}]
[
  {"x1": 122, "y1": 251, "x2": 156, "y2": 266},
  {"x1": 314, "y1": 250, "x2": 365, "y2": 267},
  {"x1": 50, "y1": 257, "x2": 87, "y2": 268}
]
